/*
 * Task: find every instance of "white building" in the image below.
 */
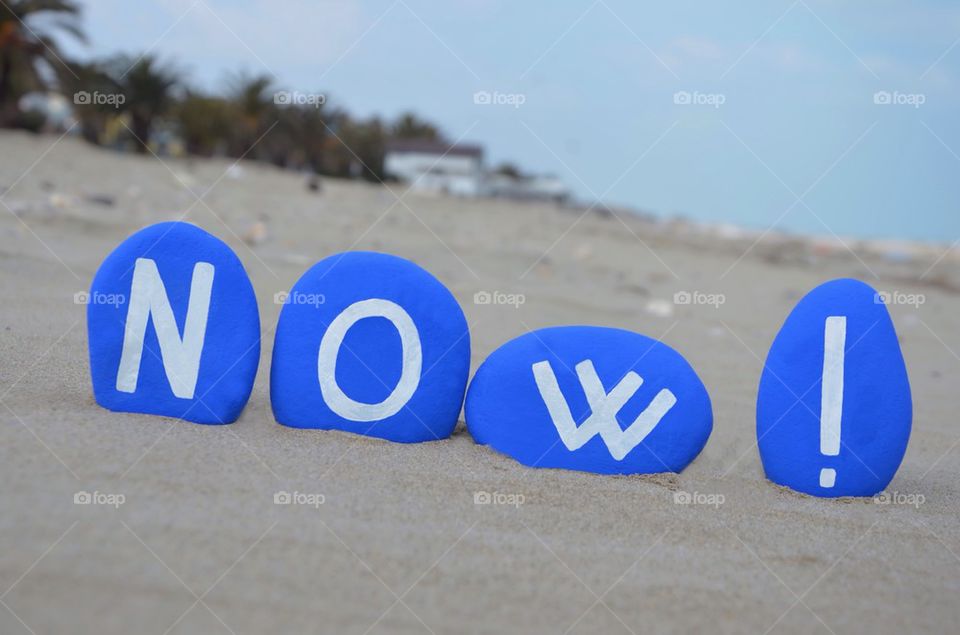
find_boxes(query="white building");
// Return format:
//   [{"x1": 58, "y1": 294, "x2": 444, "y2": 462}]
[
  {"x1": 383, "y1": 139, "x2": 484, "y2": 197},
  {"x1": 483, "y1": 173, "x2": 570, "y2": 203},
  {"x1": 384, "y1": 138, "x2": 570, "y2": 203}
]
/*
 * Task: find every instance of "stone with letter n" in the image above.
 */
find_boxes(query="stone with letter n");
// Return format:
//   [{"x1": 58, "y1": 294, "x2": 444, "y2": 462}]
[{"x1": 87, "y1": 222, "x2": 260, "y2": 424}]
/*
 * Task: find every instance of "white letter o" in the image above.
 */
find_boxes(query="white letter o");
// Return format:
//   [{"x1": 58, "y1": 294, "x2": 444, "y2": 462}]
[{"x1": 317, "y1": 299, "x2": 422, "y2": 422}]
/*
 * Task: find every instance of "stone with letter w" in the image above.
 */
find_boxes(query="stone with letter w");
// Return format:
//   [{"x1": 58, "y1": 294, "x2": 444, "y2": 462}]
[{"x1": 532, "y1": 360, "x2": 677, "y2": 460}]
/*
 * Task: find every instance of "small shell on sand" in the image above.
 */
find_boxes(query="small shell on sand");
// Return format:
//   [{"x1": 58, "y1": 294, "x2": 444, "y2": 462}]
[
  {"x1": 242, "y1": 220, "x2": 268, "y2": 246},
  {"x1": 645, "y1": 298, "x2": 675, "y2": 318}
]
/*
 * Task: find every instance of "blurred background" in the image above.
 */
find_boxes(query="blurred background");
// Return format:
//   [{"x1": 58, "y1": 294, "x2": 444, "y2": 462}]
[
  {"x1": 3, "y1": 4, "x2": 960, "y2": 634},
  {"x1": 3, "y1": 0, "x2": 958, "y2": 242}
]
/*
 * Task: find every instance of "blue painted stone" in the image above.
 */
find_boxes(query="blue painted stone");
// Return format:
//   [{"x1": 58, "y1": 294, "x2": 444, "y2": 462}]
[
  {"x1": 270, "y1": 252, "x2": 470, "y2": 443},
  {"x1": 757, "y1": 278, "x2": 912, "y2": 497},
  {"x1": 88, "y1": 222, "x2": 260, "y2": 424},
  {"x1": 465, "y1": 326, "x2": 713, "y2": 474}
]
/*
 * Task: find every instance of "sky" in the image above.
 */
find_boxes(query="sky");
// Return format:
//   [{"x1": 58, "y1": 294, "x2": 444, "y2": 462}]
[{"x1": 56, "y1": 0, "x2": 960, "y2": 243}]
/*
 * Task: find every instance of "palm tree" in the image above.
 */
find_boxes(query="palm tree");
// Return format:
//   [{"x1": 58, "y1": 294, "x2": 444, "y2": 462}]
[
  {"x1": 392, "y1": 112, "x2": 441, "y2": 141},
  {"x1": 226, "y1": 71, "x2": 276, "y2": 158},
  {"x1": 265, "y1": 90, "x2": 335, "y2": 171},
  {"x1": 176, "y1": 90, "x2": 233, "y2": 156},
  {"x1": 336, "y1": 115, "x2": 386, "y2": 181},
  {"x1": 0, "y1": 0, "x2": 85, "y2": 127},
  {"x1": 105, "y1": 54, "x2": 179, "y2": 153},
  {"x1": 60, "y1": 59, "x2": 115, "y2": 144}
]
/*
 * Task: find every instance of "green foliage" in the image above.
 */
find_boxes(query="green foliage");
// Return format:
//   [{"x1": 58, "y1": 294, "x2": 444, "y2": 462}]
[
  {"x1": 59, "y1": 60, "x2": 116, "y2": 143},
  {"x1": 0, "y1": 3, "x2": 464, "y2": 181},
  {"x1": 103, "y1": 54, "x2": 180, "y2": 152},
  {"x1": 0, "y1": 0, "x2": 84, "y2": 126},
  {"x1": 329, "y1": 114, "x2": 387, "y2": 181},
  {"x1": 224, "y1": 71, "x2": 276, "y2": 159},
  {"x1": 494, "y1": 163, "x2": 523, "y2": 179},
  {"x1": 392, "y1": 112, "x2": 441, "y2": 141},
  {"x1": 176, "y1": 91, "x2": 233, "y2": 156}
]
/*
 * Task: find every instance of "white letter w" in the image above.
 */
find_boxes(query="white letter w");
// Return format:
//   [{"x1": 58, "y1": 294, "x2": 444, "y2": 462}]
[
  {"x1": 115, "y1": 258, "x2": 215, "y2": 399},
  {"x1": 532, "y1": 360, "x2": 677, "y2": 461}
]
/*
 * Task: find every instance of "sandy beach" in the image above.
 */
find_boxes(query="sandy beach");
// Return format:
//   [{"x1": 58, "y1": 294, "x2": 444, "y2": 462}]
[{"x1": 1, "y1": 129, "x2": 959, "y2": 634}]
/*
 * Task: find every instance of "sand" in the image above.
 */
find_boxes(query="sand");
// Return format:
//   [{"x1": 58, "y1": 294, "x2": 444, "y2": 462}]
[{"x1": 0, "y1": 129, "x2": 958, "y2": 634}]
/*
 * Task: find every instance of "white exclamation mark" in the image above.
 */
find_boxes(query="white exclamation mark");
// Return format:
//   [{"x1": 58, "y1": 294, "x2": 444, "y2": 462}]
[{"x1": 819, "y1": 316, "x2": 846, "y2": 488}]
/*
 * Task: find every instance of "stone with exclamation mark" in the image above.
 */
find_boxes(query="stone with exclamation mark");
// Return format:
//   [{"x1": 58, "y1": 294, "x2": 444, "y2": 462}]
[{"x1": 756, "y1": 279, "x2": 912, "y2": 497}]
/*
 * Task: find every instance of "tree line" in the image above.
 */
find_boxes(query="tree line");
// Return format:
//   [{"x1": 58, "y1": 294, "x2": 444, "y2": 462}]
[{"x1": 0, "y1": 0, "x2": 452, "y2": 181}]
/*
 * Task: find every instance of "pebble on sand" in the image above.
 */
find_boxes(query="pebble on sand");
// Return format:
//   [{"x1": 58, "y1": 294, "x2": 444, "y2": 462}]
[
  {"x1": 757, "y1": 278, "x2": 912, "y2": 497},
  {"x1": 271, "y1": 251, "x2": 471, "y2": 443}
]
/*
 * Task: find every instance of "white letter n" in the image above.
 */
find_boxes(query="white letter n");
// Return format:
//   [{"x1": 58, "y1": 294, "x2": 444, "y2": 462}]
[{"x1": 116, "y1": 258, "x2": 215, "y2": 399}]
